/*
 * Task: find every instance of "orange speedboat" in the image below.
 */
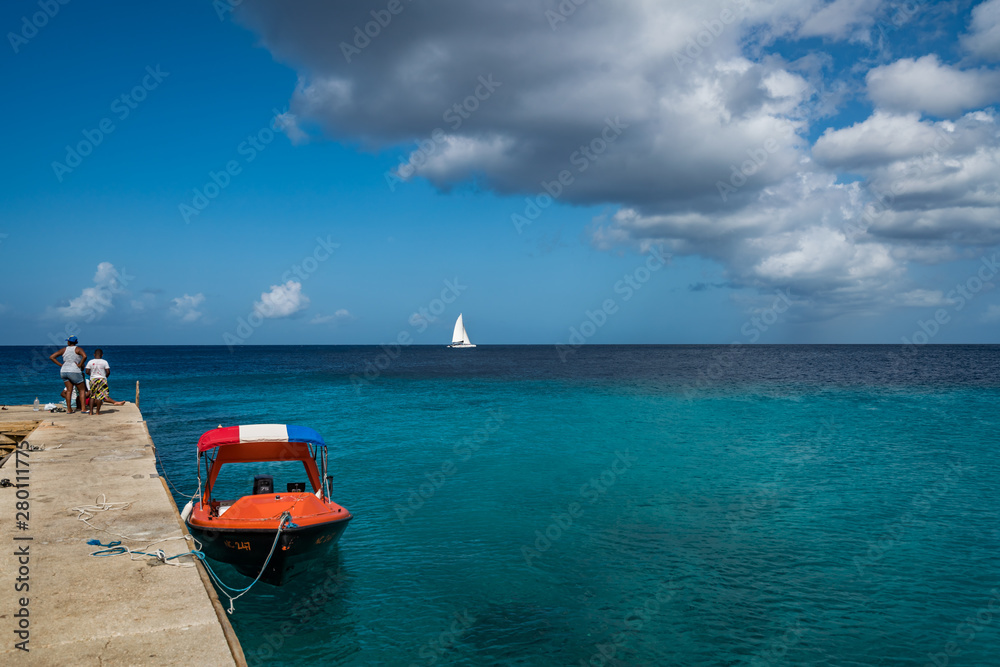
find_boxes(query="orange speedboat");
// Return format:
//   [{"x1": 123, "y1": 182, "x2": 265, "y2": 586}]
[{"x1": 183, "y1": 424, "x2": 352, "y2": 585}]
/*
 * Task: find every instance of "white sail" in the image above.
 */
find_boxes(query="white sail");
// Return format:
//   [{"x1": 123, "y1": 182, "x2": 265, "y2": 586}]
[
  {"x1": 449, "y1": 314, "x2": 476, "y2": 348},
  {"x1": 452, "y1": 314, "x2": 467, "y2": 344}
]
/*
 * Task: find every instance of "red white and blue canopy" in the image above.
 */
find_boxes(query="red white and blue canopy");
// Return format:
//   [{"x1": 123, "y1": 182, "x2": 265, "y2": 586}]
[{"x1": 197, "y1": 424, "x2": 326, "y2": 453}]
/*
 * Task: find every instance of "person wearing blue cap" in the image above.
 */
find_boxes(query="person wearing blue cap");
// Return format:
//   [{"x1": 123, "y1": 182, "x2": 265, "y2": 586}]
[{"x1": 49, "y1": 336, "x2": 88, "y2": 413}]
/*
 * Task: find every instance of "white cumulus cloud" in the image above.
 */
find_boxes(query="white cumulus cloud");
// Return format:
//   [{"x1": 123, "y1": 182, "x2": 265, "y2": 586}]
[
  {"x1": 798, "y1": 0, "x2": 880, "y2": 42},
  {"x1": 253, "y1": 280, "x2": 310, "y2": 319},
  {"x1": 810, "y1": 110, "x2": 1000, "y2": 246},
  {"x1": 170, "y1": 293, "x2": 206, "y2": 323},
  {"x1": 866, "y1": 55, "x2": 1000, "y2": 117},
  {"x1": 963, "y1": 0, "x2": 1000, "y2": 61},
  {"x1": 813, "y1": 111, "x2": 950, "y2": 170},
  {"x1": 54, "y1": 262, "x2": 129, "y2": 322}
]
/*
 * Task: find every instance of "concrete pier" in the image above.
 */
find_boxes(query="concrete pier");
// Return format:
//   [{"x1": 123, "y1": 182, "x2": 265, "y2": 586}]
[{"x1": 0, "y1": 404, "x2": 245, "y2": 665}]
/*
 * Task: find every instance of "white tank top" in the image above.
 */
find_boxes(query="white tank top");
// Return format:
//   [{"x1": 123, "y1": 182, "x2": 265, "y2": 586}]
[{"x1": 61, "y1": 345, "x2": 82, "y2": 372}]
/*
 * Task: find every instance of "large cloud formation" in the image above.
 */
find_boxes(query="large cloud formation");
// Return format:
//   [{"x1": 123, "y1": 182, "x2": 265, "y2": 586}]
[{"x1": 234, "y1": 0, "x2": 1000, "y2": 317}]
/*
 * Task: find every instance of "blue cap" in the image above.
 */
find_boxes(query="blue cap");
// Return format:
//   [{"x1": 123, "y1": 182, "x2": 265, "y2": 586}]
[{"x1": 67, "y1": 335, "x2": 78, "y2": 343}]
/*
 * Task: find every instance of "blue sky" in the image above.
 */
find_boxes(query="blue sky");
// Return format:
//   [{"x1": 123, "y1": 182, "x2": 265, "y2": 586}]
[{"x1": 1, "y1": 0, "x2": 998, "y2": 345}]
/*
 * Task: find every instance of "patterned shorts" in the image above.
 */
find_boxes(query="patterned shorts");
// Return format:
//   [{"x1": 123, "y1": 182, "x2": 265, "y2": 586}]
[{"x1": 90, "y1": 377, "x2": 109, "y2": 401}]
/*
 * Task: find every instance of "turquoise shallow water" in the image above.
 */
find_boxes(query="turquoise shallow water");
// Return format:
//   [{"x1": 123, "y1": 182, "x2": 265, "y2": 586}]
[{"x1": 5, "y1": 345, "x2": 1000, "y2": 665}]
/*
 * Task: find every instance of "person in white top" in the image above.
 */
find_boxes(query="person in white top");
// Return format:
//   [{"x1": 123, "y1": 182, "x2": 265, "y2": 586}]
[
  {"x1": 49, "y1": 335, "x2": 87, "y2": 413},
  {"x1": 84, "y1": 349, "x2": 112, "y2": 415}
]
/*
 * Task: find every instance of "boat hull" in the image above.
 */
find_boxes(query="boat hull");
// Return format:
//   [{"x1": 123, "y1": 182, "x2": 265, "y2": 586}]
[{"x1": 187, "y1": 516, "x2": 351, "y2": 585}]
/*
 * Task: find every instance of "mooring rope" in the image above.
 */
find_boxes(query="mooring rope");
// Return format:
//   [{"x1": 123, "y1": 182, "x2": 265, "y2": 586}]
[
  {"x1": 86, "y1": 536, "x2": 197, "y2": 567},
  {"x1": 194, "y1": 512, "x2": 292, "y2": 613},
  {"x1": 74, "y1": 495, "x2": 292, "y2": 613},
  {"x1": 71, "y1": 494, "x2": 198, "y2": 564},
  {"x1": 152, "y1": 444, "x2": 198, "y2": 501}
]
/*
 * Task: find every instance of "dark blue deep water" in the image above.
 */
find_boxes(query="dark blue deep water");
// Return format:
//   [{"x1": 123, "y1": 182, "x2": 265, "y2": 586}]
[{"x1": 4, "y1": 345, "x2": 1000, "y2": 666}]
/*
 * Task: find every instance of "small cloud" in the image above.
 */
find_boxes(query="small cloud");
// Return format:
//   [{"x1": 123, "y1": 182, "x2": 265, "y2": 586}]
[
  {"x1": 170, "y1": 293, "x2": 206, "y2": 323},
  {"x1": 274, "y1": 111, "x2": 308, "y2": 144},
  {"x1": 53, "y1": 262, "x2": 129, "y2": 321},
  {"x1": 253, "y1": 281, "x2": 309, "y2": 319},
  {"x1": 93, "y1": 262, "x2": 120, "y2": 288},
  {"x1": 310, "y1": 308, "x2": 353, "y2": 325},
  {"x1": 984, "y1": 304, "x2": 1000, "y2": 322},
  {"x1": 897, "y1": 289, "x2": 953, "y2": 308}
]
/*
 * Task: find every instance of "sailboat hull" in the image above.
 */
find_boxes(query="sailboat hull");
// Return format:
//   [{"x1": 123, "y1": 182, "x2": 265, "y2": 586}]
[{"x1": 447, "y1": 343, "x2": 476, "y2": 348}]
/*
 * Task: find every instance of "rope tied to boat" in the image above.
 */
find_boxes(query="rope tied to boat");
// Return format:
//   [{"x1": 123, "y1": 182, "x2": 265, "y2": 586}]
[
  {"x1": 75, "y1": 493, "x2": 294, "y2": 613},
  {"x1": 153, "y1": 441, "x2": 198, "y2": 500},
  {"x1": 83, "y1": 512, "x2": 292, "y2": 613},
  {"x1": 196, "y1": 511, "x2": 293, "y2": 614},
  {"x1": 74, "y1": 493, "x2": 298, "y2": 614}
]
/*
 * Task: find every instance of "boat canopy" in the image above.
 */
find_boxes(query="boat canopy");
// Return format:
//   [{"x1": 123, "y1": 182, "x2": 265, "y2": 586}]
[{"x1": 197, "y1": 424, "x2": 326, "y2": 453}]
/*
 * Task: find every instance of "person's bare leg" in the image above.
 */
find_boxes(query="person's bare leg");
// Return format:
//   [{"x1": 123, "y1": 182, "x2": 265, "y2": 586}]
[
  {"x1": 63, "y1": 380, "x2": 74, "y2": 413},
  {"x1": 76, "y1": 383, "x2": 86, "y2": 412},
  {"x1": 93, "y1": 397, "x2": 103, "y2": 415}
]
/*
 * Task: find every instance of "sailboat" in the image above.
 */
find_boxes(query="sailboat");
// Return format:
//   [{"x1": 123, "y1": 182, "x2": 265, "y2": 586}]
[{"x1": 448, "y1": 313, "x2": 476, "y2": 348}]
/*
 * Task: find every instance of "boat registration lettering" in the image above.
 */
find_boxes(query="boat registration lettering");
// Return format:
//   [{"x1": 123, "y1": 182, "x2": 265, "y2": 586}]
[
  {"x1": 225, "y1": 540, "x2": 252, "y2": 551},
  {"x1": 315, "y1": 533, "x2": 335, "y2": 545}
]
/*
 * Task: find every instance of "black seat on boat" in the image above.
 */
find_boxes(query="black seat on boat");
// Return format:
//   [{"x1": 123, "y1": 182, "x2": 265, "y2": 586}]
[
  {"x1": 287, "y1": 482, "x2": 306, "y2": 492},
  {"x1": 253, "y1": 474, "x2": 274, "y2": 495}
]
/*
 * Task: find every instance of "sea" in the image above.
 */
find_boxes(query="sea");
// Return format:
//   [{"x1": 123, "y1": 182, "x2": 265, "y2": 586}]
[{"x1": 4, "y1": 344, "x2": 1000, "y2": 666}]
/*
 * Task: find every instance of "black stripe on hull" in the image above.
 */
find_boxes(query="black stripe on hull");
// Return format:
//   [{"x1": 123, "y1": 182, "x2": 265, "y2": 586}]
[{"x1": 187, "y1": 518, "x2": 351, "y2": 586}]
